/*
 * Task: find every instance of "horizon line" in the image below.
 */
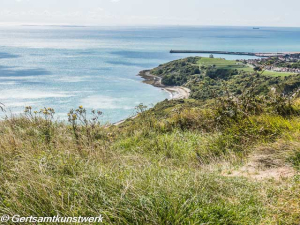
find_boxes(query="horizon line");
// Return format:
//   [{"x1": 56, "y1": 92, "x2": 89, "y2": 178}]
[{"x1": 0, "y1": 23, "x2": 300, "y2": 29}]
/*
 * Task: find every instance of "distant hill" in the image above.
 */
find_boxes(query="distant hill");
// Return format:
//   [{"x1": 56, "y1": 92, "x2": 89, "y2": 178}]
[{"x1": 150, "y1": 57, "x2": 300, "y2": 100}]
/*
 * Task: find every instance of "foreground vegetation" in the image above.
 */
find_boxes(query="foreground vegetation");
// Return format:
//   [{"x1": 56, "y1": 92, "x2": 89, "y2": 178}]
[{"x1": 1, "y1": 57, "x2": 300, "y2": 224}]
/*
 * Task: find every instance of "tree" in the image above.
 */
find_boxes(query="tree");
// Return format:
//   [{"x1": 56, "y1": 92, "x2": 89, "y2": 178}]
[{"x1": 254, "y1": 66, "x2": 262, "y2": 72}]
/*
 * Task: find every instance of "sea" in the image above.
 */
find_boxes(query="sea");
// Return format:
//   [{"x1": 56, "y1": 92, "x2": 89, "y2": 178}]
[{"x1": 0, "y1": 26, "x2": 300, "y2": 123}]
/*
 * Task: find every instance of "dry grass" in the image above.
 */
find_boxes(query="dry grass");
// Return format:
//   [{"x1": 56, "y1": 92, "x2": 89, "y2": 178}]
[{"x1": 0, "y1": 100, "x2": 300, "y2": 224}]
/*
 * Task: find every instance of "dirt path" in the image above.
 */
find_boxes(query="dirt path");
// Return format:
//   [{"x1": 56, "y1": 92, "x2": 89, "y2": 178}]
[{"x1": 223, "y1": 143, "x2": 296, "y2": 181}]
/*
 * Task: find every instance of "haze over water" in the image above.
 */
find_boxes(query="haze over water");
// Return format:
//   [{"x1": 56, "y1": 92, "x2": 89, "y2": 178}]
[{"x1": 0, "y1": 26, "x2": 300, "y2": 122}]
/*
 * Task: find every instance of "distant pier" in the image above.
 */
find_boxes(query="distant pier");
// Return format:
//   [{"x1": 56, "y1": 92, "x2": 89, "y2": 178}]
[{"x1": 170, "y1": 50, "x2": 300, "y2": 57}]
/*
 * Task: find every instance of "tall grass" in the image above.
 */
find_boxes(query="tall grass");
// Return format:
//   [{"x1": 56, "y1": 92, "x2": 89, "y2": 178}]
[{"x1": 0, "y1": 94, "x2": 300, "y2": 224}]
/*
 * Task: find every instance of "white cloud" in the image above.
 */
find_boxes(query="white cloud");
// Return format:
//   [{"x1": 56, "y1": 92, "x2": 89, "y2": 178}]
[
  {"x1": 0, "y1": 0, "x2": 299, "y2": 27},
  {"x1": 15, "y1": 0, "x2": 29, "y2": 2}
]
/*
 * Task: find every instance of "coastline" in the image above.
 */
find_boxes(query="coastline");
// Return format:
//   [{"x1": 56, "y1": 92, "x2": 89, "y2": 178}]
[
  {"x1": 138, "y1": 70, "x2": 191, "y2": 100},
  {"x1": 113, "y1": 70, "x2": 191, "y2": 126}
]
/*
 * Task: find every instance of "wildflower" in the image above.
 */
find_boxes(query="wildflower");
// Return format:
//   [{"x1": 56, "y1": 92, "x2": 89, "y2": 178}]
[
  {"x1": 79, "y1": 105, "x2": 83, "y2": 109},
  {"x1": 24, "y1": 106, "x2": 32, "y2": 113}
]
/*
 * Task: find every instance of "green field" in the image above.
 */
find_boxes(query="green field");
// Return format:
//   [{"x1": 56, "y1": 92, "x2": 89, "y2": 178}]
[{"x1": 197, "y1": 57, "x2": 295, "y2": 77}]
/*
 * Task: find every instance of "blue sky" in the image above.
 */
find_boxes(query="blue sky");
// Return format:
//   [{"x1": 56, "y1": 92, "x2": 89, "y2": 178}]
[{"x1": 0, "y1": 0, "x2": 299, "y2": 27}]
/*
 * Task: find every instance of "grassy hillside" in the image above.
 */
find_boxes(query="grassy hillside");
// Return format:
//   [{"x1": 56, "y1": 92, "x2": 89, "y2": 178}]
[
  {"x1": 197, "y1": 57, "x2": 294, "y2": 76},
  {"x1": 1, "y1": 57, "x2": 300, "y2": 224},
  {"x1": 151, "y1": 57, "x2": 300, "y2": 100}
]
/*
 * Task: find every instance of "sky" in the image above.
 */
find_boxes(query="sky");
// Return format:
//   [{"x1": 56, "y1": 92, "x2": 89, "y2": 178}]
[{"x1": 0, "y1": 0, "x2": 299, "y2": 27}]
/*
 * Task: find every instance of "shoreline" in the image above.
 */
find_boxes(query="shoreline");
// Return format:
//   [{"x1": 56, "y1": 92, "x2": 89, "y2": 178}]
[
  {"x1": 138, "y1": 70, "x2": 191, "y2": 100},
  {"x1": 113, "y1": 70, "x2": 191, "y2": 126}
]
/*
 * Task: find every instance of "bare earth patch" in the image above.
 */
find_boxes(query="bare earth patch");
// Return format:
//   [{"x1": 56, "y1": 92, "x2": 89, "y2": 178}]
[{"x1": 224, "y1": 143, "x2": 297, "y2": 180}]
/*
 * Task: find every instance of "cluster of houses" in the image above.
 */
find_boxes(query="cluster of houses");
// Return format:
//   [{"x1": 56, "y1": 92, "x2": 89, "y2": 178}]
[
  {"x1": 239, "y1": 54, "x2": 300, "y2": 74},
  {"x1": 264, "y1": 66, "x2": 300, "y2": 73}
]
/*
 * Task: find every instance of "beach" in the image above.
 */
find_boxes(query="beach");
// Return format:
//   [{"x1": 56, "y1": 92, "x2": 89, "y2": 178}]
[
  {"x1": 138, "y1": 70, "x2": 191, "y2": 100},
  {"x1": 113, "y1": 70, "x2": 190, "y2": 126}
]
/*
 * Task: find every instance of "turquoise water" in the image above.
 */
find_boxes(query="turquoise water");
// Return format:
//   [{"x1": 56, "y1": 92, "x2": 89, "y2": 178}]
[{"x1": 0, "y1": 26, "x2": 300, "y2": 122}]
